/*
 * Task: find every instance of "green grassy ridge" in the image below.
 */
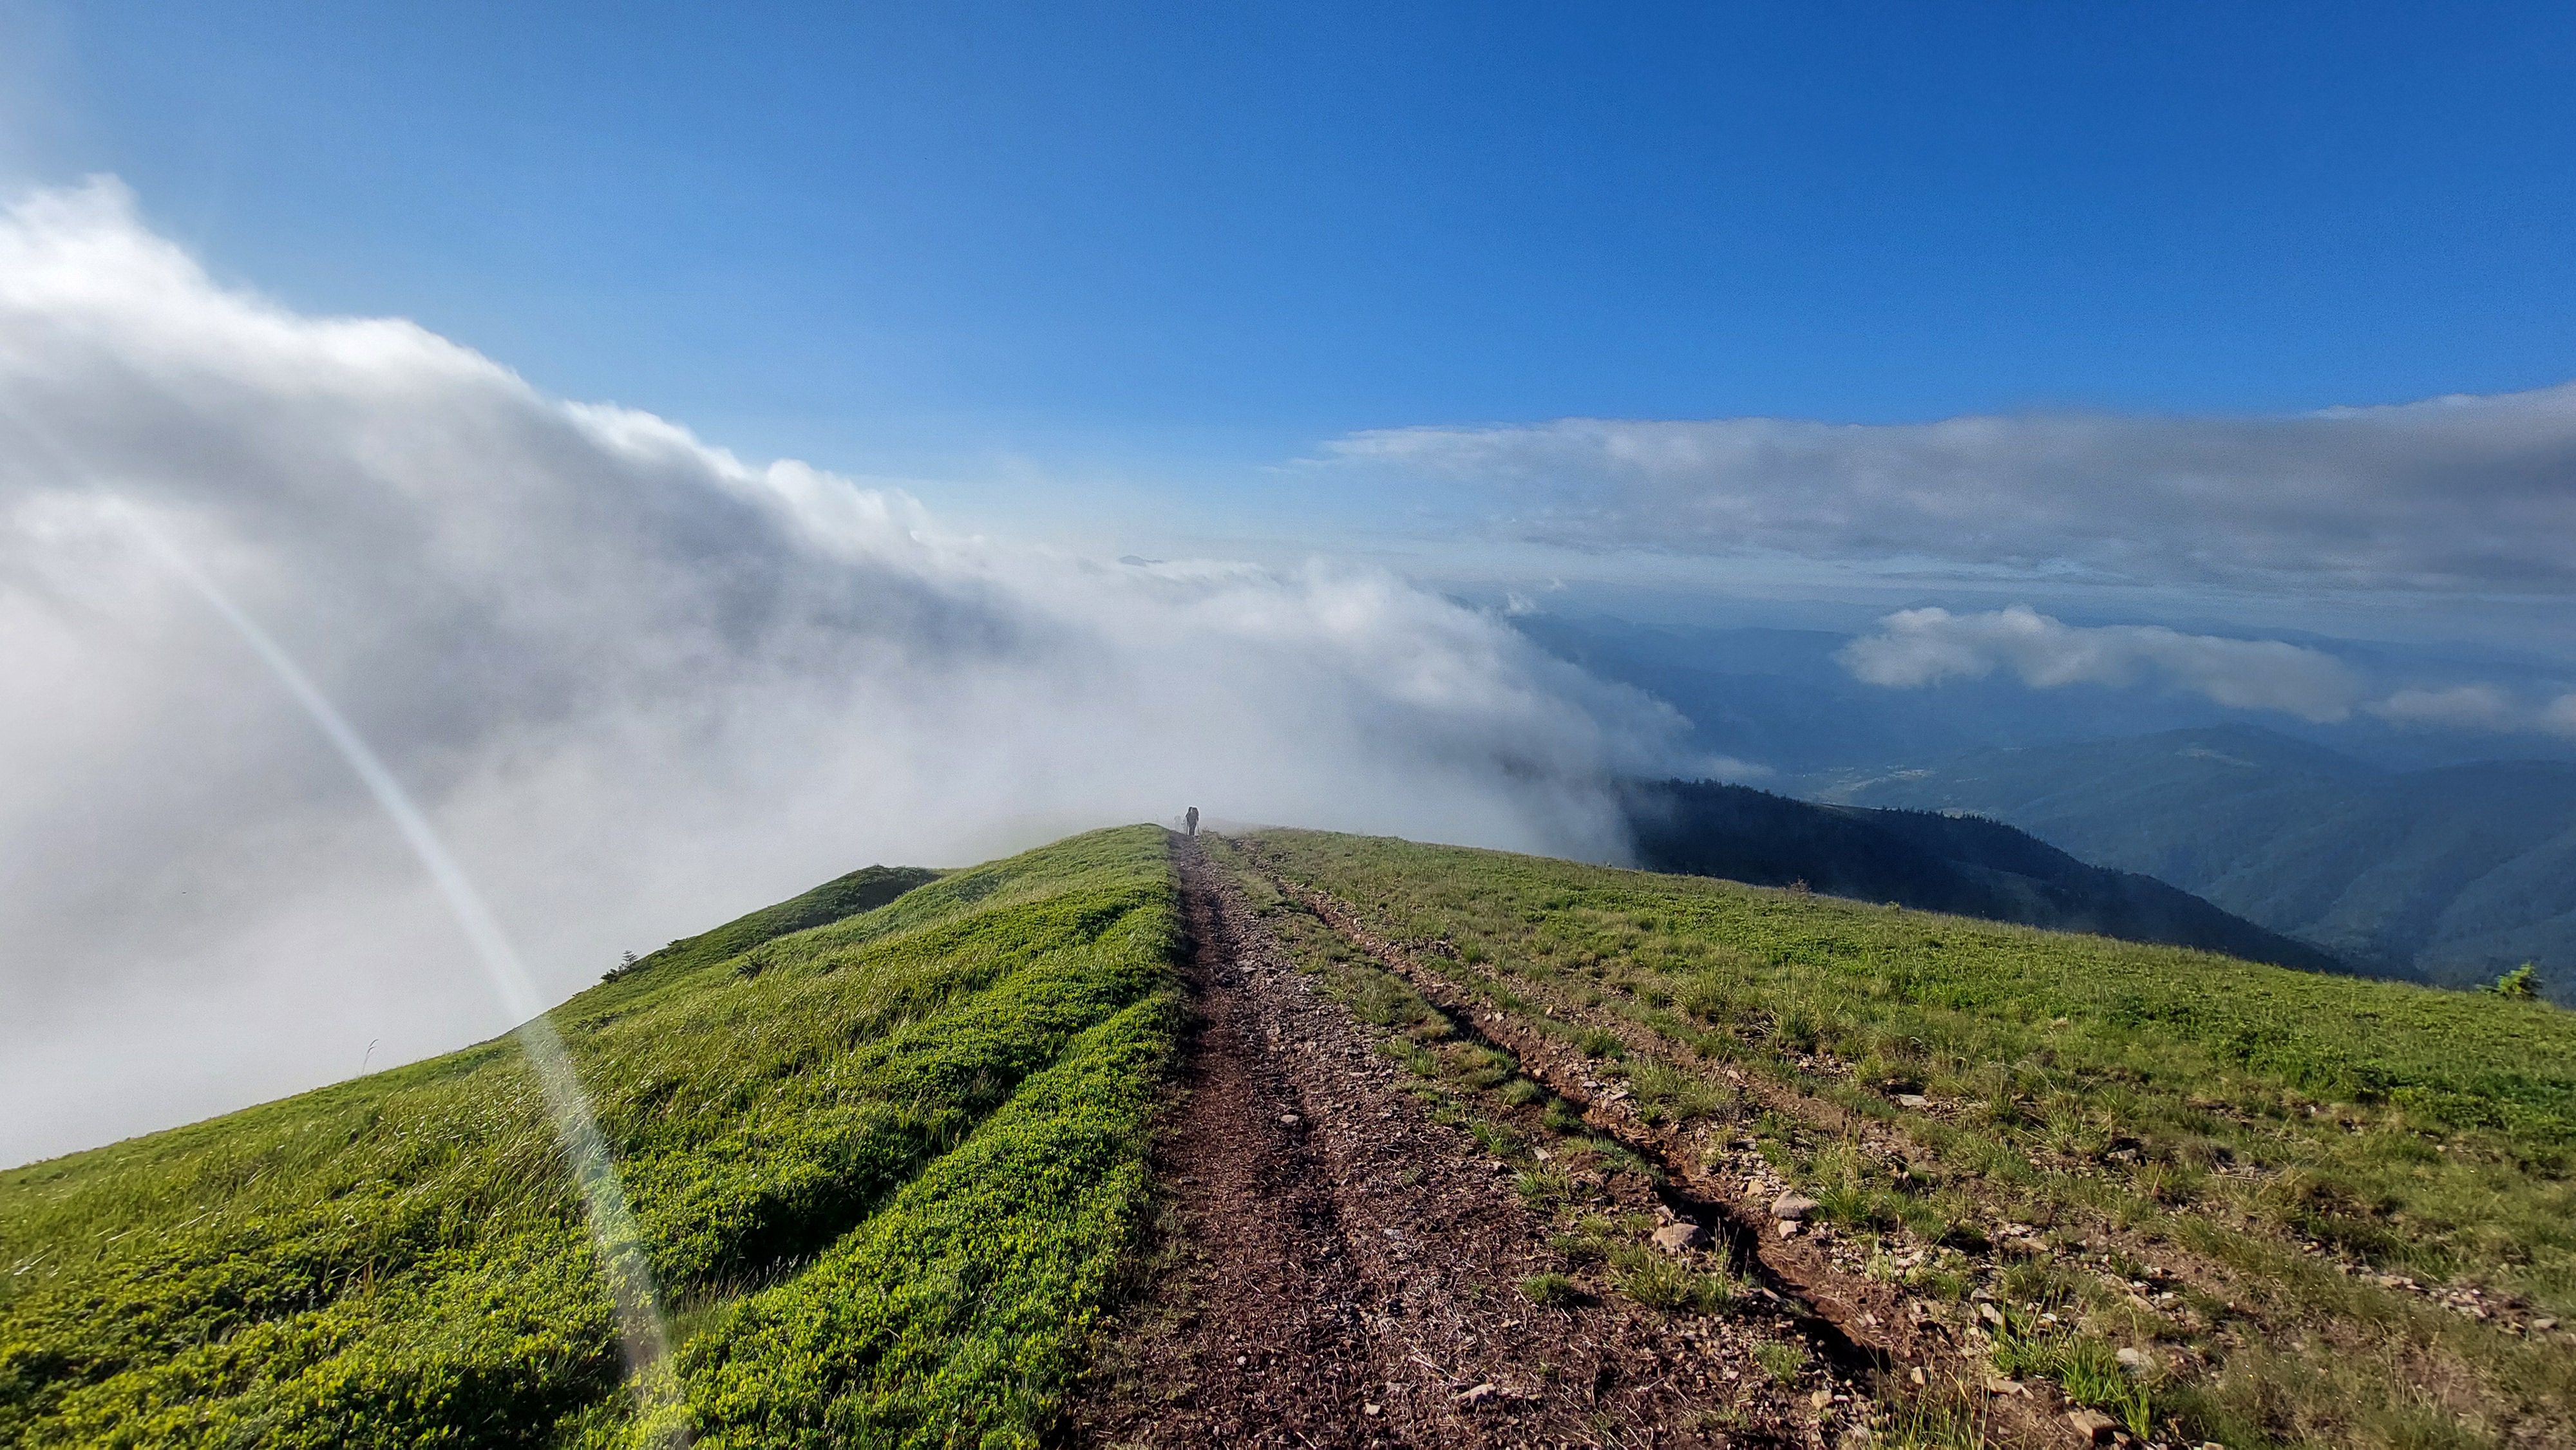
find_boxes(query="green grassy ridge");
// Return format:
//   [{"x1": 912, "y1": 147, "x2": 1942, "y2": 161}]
[
  {"x1": 1237, "y1": 829, "x2": 2575, "y2": 1448},
  {"x1": 599, "y1": 863, "x2": 945, "y2": 987},
  {"x1": 1251, "y1": 829, "x2": 2576, "y2": 1149},
  {"x1": 1, "y1": 825, "x2": 1180, "y2": 1448}
]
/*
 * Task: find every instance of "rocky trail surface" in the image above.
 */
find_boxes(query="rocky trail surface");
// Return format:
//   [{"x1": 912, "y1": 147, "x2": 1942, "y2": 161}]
[{"x1": 1068, "y1": 843, "x2": 1854, "y2": 1449}]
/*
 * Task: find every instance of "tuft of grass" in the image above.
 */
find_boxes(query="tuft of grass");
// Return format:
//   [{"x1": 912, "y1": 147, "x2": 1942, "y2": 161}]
[
  {"x1": 1628, "y1": 1056, "x2": 1733, "y2": 1125},
  {"x1": 1989, "y1": 1314, "x2": 2155, "y2": 1440},
  {"x1": 1575, "y1": 1026, "x2": 1625, "y2": 1059},
  {"x1": 1515, "y1": 1167, "x2": 1576, "y2": 1208},
  {"x1": 1548, "y1": 1230, "x2": 1610, "y2": 1265},
  {"x1": 1752, "y1": 1339, "x2": 1806, "y2": 1384},
  {"x1": 1607, "y1": 1243, "x2": 1739, "y2": 1314},
  {"x1": 1878, "y1": 1379, "x2": 1993, "y2": 1450},
  {"x1": 1519, "y1": 1272, "x2": 1580, "y2": 1307}
]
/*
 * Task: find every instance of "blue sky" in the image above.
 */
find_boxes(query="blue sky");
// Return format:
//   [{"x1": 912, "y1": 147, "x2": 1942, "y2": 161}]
[
  {"x1": 15, "y1": 4, "x2": 2574, "y2": 441},
  {"x1": 6, "y1": 0, "x2": 2575, "y2": 628}
]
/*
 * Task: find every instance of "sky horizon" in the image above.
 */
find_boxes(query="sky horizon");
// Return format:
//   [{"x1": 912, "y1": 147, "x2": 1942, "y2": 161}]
[{"x1": 4, "y1": 1, "x2": 2573, "y2": 1163}]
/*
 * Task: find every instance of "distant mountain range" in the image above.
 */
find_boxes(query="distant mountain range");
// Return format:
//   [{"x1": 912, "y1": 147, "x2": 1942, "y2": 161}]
[
  {"x1": 1622, "y1": 778, "x2": 2353, "y2": 975},
  {"x1": 1514, "y1": 613, "x2": 2576, "y2": 773},
  {"x1": 1802, "y1": 725, "x2": 2576, "y2": 1003}
]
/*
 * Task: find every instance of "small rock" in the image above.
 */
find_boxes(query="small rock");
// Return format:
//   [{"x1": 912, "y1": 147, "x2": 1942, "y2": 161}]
[
  {"x1": 2116, "y1": 1346, "x2": 2150, "y2": 1375},
  {"x1": 2534, "y1": 1317, "x2": 2559, "y2": 1331},
  {"x1": 2066, "y1": 1408, "x2": 2117, "y2": 1442},
  {"x1": 1279, "y1": 1113, "x2": 1302, "y2": 1128},
  {"x1": 1810, "y1": 1389, "x2": 1833, "y2": 1410},
  {"x1": 1458, "y1": 1382, "x2": 1499, "y2": 1406},
  {"x1": 1772, "y1": 1192, "x2": 1821, "y2": 1221},
  {"x1": 1895, "y1": 1093, "x2": 1931, "y2": 1109},
  {"x1": 1363, "y1": 1403, "x2": 1381, "y2": 1417},
  {"x1": 1776, "y1": 1219, "x2": 1801, "y2": 1238},
  {"x1": 1977, "y1": 1303, "x2": 2005, "y2": 1326},
  {"x1": 1984, "y1": 1375, "x2": 2025, "y2": 1395},
  {"x1": 1652, "y1": 1220, "x2": 1707, "y2": 1254}
]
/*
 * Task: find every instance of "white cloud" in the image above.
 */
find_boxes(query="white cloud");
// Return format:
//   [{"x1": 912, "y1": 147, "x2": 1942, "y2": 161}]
[
  {"x1": 1325, "y1": 389, "x2": 2576, "y2": 593},
  {"x1": 0, "y1": 179, "x2": 1687, "y2": 1165},
  {"x1": 1837, "y1": 606, "x2": 2367, "y2": 722},
  {"x1": 2368, "y1": 684, "x2": 2576, "y2": 737},
  {"x1": 2366, "y1": 684, "x2": 2517, "y2": 731},
  {"x1": 1839, "y1": 605, "x2": 2576, "y2": 736}
]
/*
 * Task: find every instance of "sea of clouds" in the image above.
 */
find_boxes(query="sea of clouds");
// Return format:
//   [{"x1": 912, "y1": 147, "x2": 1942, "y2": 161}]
[{"x1": 0, "y1": 180, "x2": 1690, "y2": 1164}]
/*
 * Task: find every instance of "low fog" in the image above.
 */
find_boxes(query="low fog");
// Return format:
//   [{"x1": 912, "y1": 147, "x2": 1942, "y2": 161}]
[{"x1": 0, "y1": 180, "x2": 1689, "y2": 1165}]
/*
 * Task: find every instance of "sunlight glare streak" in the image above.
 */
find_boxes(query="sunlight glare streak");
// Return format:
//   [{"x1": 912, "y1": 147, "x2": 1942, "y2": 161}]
[{"x1": 102, "y1": 498, "x2": 687, "y2": 1440}]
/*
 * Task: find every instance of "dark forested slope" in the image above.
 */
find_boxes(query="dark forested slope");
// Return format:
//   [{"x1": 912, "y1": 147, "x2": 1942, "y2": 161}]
[
  {"x1": 1624, "y1": 778, "x2": 2358, "y2": 975},
  {"x1": 1811, "y1": 725, "x2": 2576, "y2": 999}
]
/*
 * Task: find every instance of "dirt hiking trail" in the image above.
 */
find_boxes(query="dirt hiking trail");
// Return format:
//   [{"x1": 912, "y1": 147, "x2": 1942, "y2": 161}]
[{"x1": 1068, "y1": 842, "x2": 1849, "y2": 1449}]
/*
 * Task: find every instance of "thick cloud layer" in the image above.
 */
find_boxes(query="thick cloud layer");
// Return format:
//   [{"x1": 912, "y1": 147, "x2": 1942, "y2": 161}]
[
  {"x1": 0, "y1": 180, "x2": 1684, "y2": 1165},
  {"x1": 1329, "y1": 391, "x2": 2576, "y2": 593}
]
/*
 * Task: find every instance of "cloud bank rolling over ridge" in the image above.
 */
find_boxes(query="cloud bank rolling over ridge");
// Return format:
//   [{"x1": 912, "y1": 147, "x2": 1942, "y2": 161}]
[
  {"x1": 0, "y1": 180, "x2": 1688, "y2": 1165},
  {"x1": 11, "y1": 173, "x2": 2572, "y2": 1167}
]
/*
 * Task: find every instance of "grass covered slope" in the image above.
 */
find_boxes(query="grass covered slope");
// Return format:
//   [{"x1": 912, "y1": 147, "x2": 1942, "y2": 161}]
[
  {"x1": 0, "y1": 826, "x2": 1179, "y2": 1449},
  {"x1": 1235, "y1": 829, "x2": 2575, "y2": 1449},
  {"x1": 600, "y1": 863, "x2": 943, "y2": 983}
]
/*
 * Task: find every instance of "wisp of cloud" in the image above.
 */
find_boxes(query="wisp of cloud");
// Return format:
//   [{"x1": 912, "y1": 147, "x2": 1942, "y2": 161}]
[
  {"x1": 1835, "y1": 605, "x2": 2576, "y2": 735},
  {"x1": 1837, "y1": 605, "x2": 2367, "y2": 721}
]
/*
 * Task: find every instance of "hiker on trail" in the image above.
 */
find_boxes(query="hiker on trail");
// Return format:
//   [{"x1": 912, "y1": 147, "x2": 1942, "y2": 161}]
[{"x1": 1185, "y1": 806, "x2": 1199, "y2": 838}]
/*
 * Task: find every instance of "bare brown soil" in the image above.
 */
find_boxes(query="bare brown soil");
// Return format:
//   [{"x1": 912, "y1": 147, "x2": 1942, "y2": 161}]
[{"x1": 1067, "y1": 843, "x2": 1839, "y2": 1449}]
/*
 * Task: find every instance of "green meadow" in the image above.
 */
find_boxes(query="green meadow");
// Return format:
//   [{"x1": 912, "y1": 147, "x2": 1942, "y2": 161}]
[
  {"x1": 1225, "y1": 829, "x2": 2576, "y2": 1449},
  {"x1": 0, "y1": 827, "x2": 1178, "y2": 1449},
  {"x1": 6, "y1": 821, "x2": 2569, "y2": 1448}
]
